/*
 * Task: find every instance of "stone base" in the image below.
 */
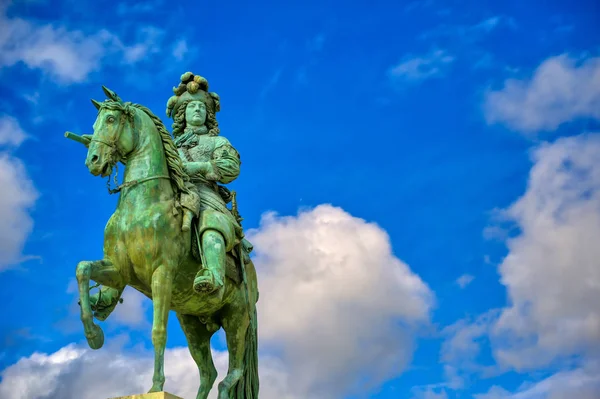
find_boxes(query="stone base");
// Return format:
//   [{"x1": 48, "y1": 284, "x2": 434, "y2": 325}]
[{"x1": 108, "y1": 392, "x2": 183, "y2": 399}]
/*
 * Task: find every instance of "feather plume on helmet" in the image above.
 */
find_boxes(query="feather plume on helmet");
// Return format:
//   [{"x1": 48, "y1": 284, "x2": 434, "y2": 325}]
[{"x1": 166, "y1": 72, "x2": 221, "y2": 138}]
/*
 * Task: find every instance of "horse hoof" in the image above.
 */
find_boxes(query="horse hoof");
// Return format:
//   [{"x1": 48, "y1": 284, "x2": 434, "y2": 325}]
[
  {"x1": 148, "y1": 383, "x2": 164, "y2": 393},
  {"x1": 86, "y1": 324, "x2": 105, "y2": 350}
]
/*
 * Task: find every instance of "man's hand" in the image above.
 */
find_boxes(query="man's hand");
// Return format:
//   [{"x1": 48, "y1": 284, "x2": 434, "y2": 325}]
[
  {"x1": 183, "y1": 161, "x2": 206, "y2": 176},
  {"x1": 182, "y1": 162, "x2": 194, "y2": 175}
]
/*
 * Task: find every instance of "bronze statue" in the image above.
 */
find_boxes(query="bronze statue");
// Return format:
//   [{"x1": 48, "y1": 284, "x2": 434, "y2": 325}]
[{"x1": 68, "y1": 72, "x2": 259, "y2": 399}]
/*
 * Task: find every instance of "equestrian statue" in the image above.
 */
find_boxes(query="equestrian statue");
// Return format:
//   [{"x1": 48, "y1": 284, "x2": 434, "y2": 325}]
[{"x1": 67, "y1": 72, "x2": 259, "y2": 399}]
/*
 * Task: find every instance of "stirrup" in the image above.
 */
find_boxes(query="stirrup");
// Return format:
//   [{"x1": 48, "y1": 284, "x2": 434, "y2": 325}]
[{"x1": 193, "y1": 270, "x2": 223, "y2": 293}]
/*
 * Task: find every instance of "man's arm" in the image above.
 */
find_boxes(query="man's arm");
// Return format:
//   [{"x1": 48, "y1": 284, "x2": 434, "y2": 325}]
[
  {"x1": 211, "y1": 144, "x2": 240, "y2": 184},
  {"x1": 182, "y1": 142, "x2": 240, "y2": 184}
]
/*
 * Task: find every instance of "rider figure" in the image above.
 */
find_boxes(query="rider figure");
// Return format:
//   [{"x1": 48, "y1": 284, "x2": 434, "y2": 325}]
[{"x1": 166, "y1": 72, "x2": 244, "y2": 294}]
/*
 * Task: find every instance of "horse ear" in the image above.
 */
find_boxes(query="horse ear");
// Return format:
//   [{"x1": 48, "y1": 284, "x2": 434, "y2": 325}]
[
  {"x1": 91, "y1": 99, "x2": 102, "y2": 110},
  {"x1": 102, "y1": 85, "x2": 122, "y2": 103}
]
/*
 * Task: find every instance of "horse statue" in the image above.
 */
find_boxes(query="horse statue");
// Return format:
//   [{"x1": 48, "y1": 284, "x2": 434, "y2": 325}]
[{"x1": 70, "y1": 85, "x2": 259, "y2": 399}]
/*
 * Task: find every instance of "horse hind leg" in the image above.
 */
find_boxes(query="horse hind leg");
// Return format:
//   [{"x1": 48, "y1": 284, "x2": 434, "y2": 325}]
[
  {"x1": 176, "y1": 313, "x2": 218, "y2": 399},
  {"x1": 75, "y1": 259, "x2": 125, "y2": 350},
  {"x1": 218, "y1": 303, "x2": 258, "y2": 399}
]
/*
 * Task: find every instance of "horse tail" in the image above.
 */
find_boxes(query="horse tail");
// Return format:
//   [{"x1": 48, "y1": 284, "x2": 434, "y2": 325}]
[{"x1": 233, "y1": 308, "x2": 259, "y2": 399}]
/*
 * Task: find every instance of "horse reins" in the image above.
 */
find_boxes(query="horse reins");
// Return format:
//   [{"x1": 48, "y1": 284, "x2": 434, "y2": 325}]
[{"x1": 91, "y1": 105, "x2": 170, "y2": 195}]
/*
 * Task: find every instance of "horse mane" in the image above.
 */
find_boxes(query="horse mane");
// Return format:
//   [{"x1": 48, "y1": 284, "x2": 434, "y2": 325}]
[
  {"x1": 99, "y1": 99, "x2": 189, "y2": 197},
  {"x1": 132, "y1": 103, "x2": 189, "y2": 196}
]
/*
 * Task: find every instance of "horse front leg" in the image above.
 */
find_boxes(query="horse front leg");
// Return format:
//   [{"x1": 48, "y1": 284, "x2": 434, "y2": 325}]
[
  {"x1": 149, "y1": 264, "x2": 174, "y2": 393},
  {"x1": 76, "y1": 259, "x2": 125, "y2": 349}
]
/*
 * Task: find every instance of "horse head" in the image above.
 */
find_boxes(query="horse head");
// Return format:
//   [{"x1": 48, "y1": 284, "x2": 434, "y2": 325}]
[{"x1": 85, "y1": 86, "x2": 139, "y2": 177}]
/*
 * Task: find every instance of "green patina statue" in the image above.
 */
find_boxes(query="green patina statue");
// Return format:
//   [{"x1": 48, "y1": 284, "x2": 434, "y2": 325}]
[
  {"x1": 68, "y1": 72, "x2": 259, "y2": 399},
  {"x1": 166, "y1": 73, "x2": 250, "y2": 295}
]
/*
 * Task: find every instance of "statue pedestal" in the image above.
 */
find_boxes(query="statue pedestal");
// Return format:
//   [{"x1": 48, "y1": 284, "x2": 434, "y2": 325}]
[{"x1": 108, "y1": 392, "x2": 183, "y2": 399}]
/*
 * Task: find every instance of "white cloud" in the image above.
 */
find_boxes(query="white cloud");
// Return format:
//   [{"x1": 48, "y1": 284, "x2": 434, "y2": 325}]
[
  {"x1": 440, "y1": 133, "x2": 600, "y2": 394},
  {"x1": 440, "y1": 310, "x2": 500, "y2": 389},
  {"x1": 0, "y1": 4, "x2": 165, "y2": 83},
  {"x1": 59, "y1": 280, "x2": 150, "y2": 332},
  {"x1": 389, "y1": 49, "x2": 455, "y2": 83},
  {"x1": 474, "y1": 362, "x2": 600, "y2": 399},
  {"x1": 484, "y1": 54, "x2": 600, "y2": 134},
  {"x1": 456, "y1": 273, "x2": 475, "y2": 288},
  {"x1": 116, "y1": 0, "x2": 164, "y2": 16},
  {"x1": 0, "y1": 115, "x2": 27, "y2": 147},
  {"x1": 475, "y1": 386, "x2": 511, "y2": 399},
  {"x1": 0, "y1": 341, "x2": 296, "y2": 399},
  {"x1": 2, "y1": 204, "x2": 432, "y2": 398},
  {"x1": 490, "y1": 133, "x2": 600, "y2": 370},
  {"x1": 411, "y1": 386, "x2": 449, "y2": 399},
  {"x1": 0, "y1": 116, "x2": 37, "y2": 270},
  {"x1": 0, "y1": 16, "x2": 112, "y2": 83},
  {"x1": 110, "y1": 287, "x2": 151, "y2": 329},
  {"x1": 418, "y1": 15, "x2": 516, "y2": 43},
  {"x1": 248, "y1": 204, "x2": 434, "y2": 397},
  {"x1": 172, "y1": 39, "x2": 188, "y2": 61},
  {"x1": 121, "y1": 27, "x2": 164, "y2": 64},
  {"x1": 472, "y1": 16, "x2": 502, "y2": 33}
]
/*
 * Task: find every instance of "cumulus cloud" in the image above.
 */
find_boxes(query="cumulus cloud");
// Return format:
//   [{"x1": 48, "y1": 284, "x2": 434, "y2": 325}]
[
  {"x1": 389, "y1": 48, "x2": 455, "y2": 83},
  {"x1": 484, "y1": 54, "x2": 600, "y2": 134},
  {"x1": 441, "y1": 133, "x2": 600, "y2": 394},
  {"x1": 0, "y1": 116, "x2": 37, "y2": 270},
  {"x1": 489, "y1": 134, "x2": 600, "y2": 370},
  {"x1": 1, "y1": 204, "x2": 432, "y2": 398},
  {"x1": 0, "y1": 341, "x2": 296, "y2": 399},
  {"x1": 248, "y1": 204, "x2": 434, "y2": 397},
  {"x1": 0, "y1": 4, "x2": 166, "y2": 83}
]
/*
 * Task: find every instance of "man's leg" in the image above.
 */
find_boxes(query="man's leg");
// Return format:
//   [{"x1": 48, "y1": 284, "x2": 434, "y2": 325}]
[{"x1": 193, "y1": 228, "x2": 226, "y2": 294}]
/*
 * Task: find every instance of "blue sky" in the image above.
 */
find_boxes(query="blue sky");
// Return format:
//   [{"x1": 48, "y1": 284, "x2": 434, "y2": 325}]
[{"x1": 0, "y1": 0, "x2": 599, "y2": 398}]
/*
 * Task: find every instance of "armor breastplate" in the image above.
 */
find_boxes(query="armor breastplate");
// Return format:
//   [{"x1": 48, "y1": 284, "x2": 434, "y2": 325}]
[
  {"x1": 178, "y1": 134, "x2": 215, "y2": 163},
  {"x1": 179, "y1": 134, "x2": 229, "y2": 213}
]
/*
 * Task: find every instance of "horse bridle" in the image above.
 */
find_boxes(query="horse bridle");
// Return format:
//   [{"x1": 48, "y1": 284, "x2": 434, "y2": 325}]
[{"x1": 91, "y1": 105, "x2": 170, "y2": 195}]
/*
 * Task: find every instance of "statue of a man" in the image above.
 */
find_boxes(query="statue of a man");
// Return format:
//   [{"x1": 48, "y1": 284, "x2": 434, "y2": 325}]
[{"x1": 166, "y1": 72, "x2": 244, "y2": 294}]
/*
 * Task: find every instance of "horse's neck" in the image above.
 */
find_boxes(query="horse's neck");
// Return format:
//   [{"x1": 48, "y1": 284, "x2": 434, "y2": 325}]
[{"x1": 120, "y1": 124, "x2": 173, "y2": 204}]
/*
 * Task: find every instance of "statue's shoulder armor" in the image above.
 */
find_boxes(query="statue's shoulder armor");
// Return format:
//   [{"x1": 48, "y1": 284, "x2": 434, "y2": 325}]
[{"x1": 213, "y1": 135, "x2": 233, "y2": 149}]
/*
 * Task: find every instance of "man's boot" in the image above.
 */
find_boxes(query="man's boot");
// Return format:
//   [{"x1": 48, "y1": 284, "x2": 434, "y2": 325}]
[{"x1": 193, "y1": 230, "x2": 225, "y2": 294}]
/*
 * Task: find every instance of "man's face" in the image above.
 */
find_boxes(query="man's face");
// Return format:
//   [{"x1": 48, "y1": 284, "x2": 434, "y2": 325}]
[{"x1": 185, "y1": 100, "x2": 207, "y2": 127}]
